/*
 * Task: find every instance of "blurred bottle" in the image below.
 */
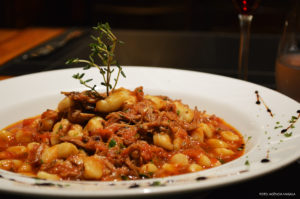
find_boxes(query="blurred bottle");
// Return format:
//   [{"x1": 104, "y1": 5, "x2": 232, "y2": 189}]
[{"x1": 275, "y1": 1, "x2": 300, "y2": 102}]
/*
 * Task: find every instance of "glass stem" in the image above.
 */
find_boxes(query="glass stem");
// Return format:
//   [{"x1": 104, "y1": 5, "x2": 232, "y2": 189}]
[{"x1": 238, "y1": 14, "x2": 253, "y2": 80}]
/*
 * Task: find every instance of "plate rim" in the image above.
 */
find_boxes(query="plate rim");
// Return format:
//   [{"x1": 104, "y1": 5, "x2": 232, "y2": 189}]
[{"x1": 0, "y1": 66, "x2": 299, "y2": 197}]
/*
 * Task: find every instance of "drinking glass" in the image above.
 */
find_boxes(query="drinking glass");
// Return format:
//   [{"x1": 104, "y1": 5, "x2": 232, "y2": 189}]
[
  {"x1": 275, "y1": 3, "x2": 300, "y2": 102},
  {"x1": 232, "y1": 0, "x2": 260, "y2": 80}
]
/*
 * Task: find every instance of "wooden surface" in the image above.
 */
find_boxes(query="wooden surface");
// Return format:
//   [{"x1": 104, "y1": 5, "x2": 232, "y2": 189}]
[
  {"x1": 0, "y1": 76, "x2": 11, "y2": 80},
  {"x1": 0, "y1": 27, "x2": 65, "y2": 80}
]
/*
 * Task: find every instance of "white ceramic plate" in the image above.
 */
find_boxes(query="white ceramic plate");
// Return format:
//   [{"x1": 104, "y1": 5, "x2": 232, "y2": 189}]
[{"x1": 0, "y1": 66, "x2": 299, "y2": 197}]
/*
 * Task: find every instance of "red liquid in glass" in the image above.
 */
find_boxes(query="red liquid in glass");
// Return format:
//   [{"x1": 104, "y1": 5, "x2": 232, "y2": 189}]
[{"x1": 232, "y1": 0, "x2": 260, "y2": 15}]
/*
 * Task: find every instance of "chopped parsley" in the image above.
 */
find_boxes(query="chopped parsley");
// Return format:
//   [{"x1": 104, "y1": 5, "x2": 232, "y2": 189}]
[
  {"x1": 218, "y1": 158, "x2": 225, "y2": 164},
  {"x1": 289, "y1": 116, "x2": 298, "y2": 123},
  {"x1": 244, "y1": 160, "x2": 250, "y2": 166},
  {"x1": 150, "y1": 181, "x2": 162, "y2": 186},
  {"x1": 108, "y1": 139, "x2": 117, "y2": 148},
  {"x1": 121, "y1": 175, "x2": 129, "y2": 180},
  {"x1": 284, "y1": 132, "x2": 293, "y2": 137},
  {"x1": 274, "y1": 125, "x2": 283, "y2": 129},
  {"x1": 55, "y1": 124, "x2": 63, "y2": 134}
]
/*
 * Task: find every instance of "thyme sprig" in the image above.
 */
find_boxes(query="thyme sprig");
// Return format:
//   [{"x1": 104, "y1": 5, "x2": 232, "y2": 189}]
[
  {"x1": 66, "y1": 23, "x2": 126, "y2": 96},
  {"x1": 72, "y1": 73, "x2": 98, "y2": 96}
]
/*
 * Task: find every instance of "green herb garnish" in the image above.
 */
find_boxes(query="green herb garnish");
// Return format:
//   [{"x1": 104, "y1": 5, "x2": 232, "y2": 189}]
[
  {"x1": 289, "y1": 116, "x2": 298, "y2": 123},
  {"x1": 121, "y1": 175, "x2": 129, "y2": 180},
  {"x1": 218, "y1": 158, "x2": 225, "y2": 164},
  {"x1": 108, "y1": 139, "x2": 117, "y2": 148},
  {"x1": 72, "y1": 73, "x2": 98, "y2": 96},
  {"x1": 284, "y1": 132, "x2": 292, "y2": 137},
  {"x1": 66, "y1": 22, "x2": 126, "y2": 96},
  {"x1": 150, "y1": 181, "x2": 162, "y2": 186},
  {"x1": 244, "y1": 160, "x2": 250, "y2": 166}
]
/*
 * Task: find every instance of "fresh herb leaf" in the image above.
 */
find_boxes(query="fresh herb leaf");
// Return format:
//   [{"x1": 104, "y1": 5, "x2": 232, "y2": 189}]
[
  {"x1": 66, "y1": 23, "x2": 125, "y2": 96},
  {"x1": 121, "y1": 175, "x2": 129, "y2": 180},
  {"x1": 284, "y1": 132, "x2": 293, "y2": 137},
  {"x1": 274, "y1": 125, "x2": 283, "y2": 129},
  {"x1": 65, "y1": 58, "x2": 79, "y2": 65},
  {"x1": 290, "y1": 116, "x2": 298, "y2": 123},
  {"x1": 216, "y1": 127, "x2": 222, "y2": 131},
  {"x1": 150, "y1": 181, "x2": 162, "y2": 186},
  {"x1": 244, "y1": 160, "x2": 250, "y2": 166},
  {"x1": 218, "y1": 158, "x2": 225, "y2": 164},
  {"x1": 108, "y1": 139, "x2": 117, "y2": 148}
]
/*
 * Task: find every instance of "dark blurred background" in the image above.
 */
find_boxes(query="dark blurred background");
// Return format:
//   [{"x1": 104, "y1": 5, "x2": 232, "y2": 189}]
[
  {"x1": 0, "y1": 0, "x2": 293, "y2": 33},
  {"x1": 0, "y1": 0, "x2": 296, "y2": 88},
  {"x1": 0, "y1": 1, "x2": 299, "y2": 199}
]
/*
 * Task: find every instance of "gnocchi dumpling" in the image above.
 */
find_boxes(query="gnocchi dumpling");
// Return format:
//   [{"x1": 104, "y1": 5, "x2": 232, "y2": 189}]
[
  {"x1": 41, "y1": 142, "x2": 78, "y2": 163},
  {"x1": 144, "y1": 95, "x2": 167, "y2": 110},
  {"x1": 174, "y1": 101, "x2": 194, "y2": 123},
  {"x1": 153, "y1": 133, "x2": 173, "y2": 150},
  {"x1": 83, "y1": 156, "x2": 103, "y2": 180},
  {"x1": 96, "y1": 88, "x2": 137, "y2": 112}
]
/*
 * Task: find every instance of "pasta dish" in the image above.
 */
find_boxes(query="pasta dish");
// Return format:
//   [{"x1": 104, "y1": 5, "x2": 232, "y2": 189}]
[{"x1": 0, "y1": 87, "x2": 244, "y2": 181}]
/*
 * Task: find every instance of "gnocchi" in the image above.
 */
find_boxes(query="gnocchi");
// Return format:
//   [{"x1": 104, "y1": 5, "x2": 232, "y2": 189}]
[
  {"x1": 153, "y1": 133, "x2": 173, "y2": 150},
  {"x1": 96, "y1": 88, "x2": 136, "y2": 112},
  {"x1": 0, "y1": 87, "x2": 244, "y2": 181},
  {"x1": 174, "y1": 101, "x2": 194, "y2": 122}
]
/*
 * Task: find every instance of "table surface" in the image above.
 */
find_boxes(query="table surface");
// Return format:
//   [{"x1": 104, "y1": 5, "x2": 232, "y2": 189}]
[
  {"x1": 0, "y1": 28, "x2": 299, "y2": 199},
  {"x1": 0, "y1": 27, "x2": 65, "y2": 79}
]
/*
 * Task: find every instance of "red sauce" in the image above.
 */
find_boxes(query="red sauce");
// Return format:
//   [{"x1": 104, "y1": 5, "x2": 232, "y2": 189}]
[{"x1": 0, "y1": 88, "x2": 245, "y2": 181}]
